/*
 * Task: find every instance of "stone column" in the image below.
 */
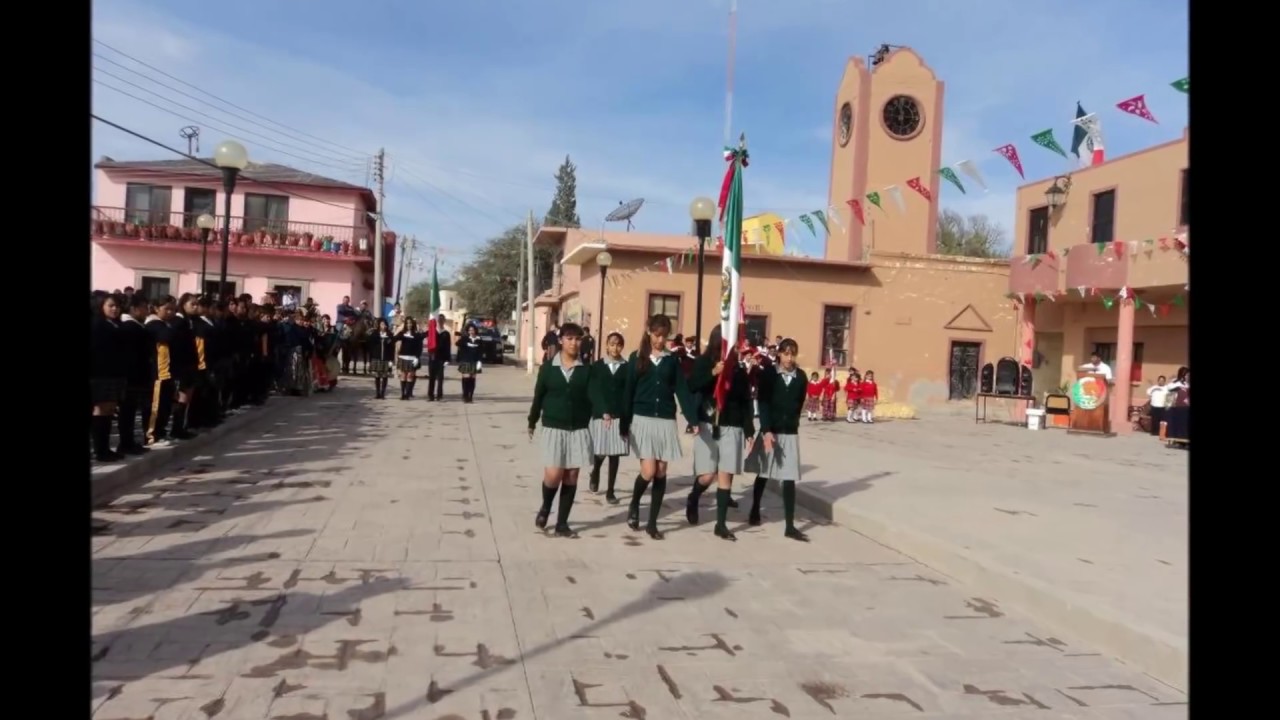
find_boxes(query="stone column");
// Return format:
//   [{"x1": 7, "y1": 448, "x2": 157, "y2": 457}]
[
  {"x1": 1014, "y1": 300, "x2": 1036, "y2": 423},
  {"x1": 1110, "y1": 299, "x2": 1136, "y2": 435}
]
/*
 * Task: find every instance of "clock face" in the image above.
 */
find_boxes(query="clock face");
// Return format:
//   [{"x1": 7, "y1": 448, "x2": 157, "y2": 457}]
[
  {"x1": 882, "y1": 95, "x2": 923, "y2": 139},
  {"x1": 838, "y1": 102, "x2": 853, "y2": 146}
]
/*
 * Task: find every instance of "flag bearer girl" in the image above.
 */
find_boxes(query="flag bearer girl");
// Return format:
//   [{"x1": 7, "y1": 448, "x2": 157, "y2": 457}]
[
  {"x1": 370, "y1": 318, "x2": 395, "y2": 399},
  {"x1": 745, "y1": 337, "x2": 811, "y2": 541},
  {"x1": 527, "y1": 323, "x2": 594, "y2": 537},
  {"x1": 588, "y1": 331, "x2": 629, "y2": 504},
  {"x1": 685, "y1": 326, "x2": 755, "y2": 541},
  {"x1": 621, "y1": 314, "x2": 699, "y2": 540}
]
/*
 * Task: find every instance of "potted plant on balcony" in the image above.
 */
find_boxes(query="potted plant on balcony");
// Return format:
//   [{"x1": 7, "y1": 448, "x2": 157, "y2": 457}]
[
  {"x1": 124, "y1": 222, "x2": 138, "y2": 237},
  {"x1": 91, "y1": 218, "x2": 104, "y2": 236},
  {"x1": 321, "y1": 235, "x2": 334, "y2": 253},
  {"x1": 165, "y1": 225, "x2": 181, "y2": 240},
  {"x1": 308, "y1": 233, "x2": 322, "y2": 252},
  {"x1": 286, "y1": 232, "x2": 301, "y2": 248},
  {"x1": 341, "y1": 239, "x2": 352, "y2": 255},
  {"x1": 139, "y1": 225, "x2": 154, "y2": 240}
]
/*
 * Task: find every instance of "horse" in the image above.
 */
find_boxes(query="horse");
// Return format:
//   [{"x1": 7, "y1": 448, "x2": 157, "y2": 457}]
[{"x1": 339, "y1": 315, "x2": 374, "y2": 375}]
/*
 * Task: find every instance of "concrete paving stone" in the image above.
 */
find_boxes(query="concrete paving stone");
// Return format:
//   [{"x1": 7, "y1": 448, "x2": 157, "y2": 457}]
[{"x1": 88, "y1": 372, "x2": 1186, "y2": 719}]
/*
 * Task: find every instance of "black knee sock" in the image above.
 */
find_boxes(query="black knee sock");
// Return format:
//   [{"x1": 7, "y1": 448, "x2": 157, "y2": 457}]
[
  {"x1": 590, "y1": 456, "x2": 605, "y2": 481},
  {"x1": 688, "y1": 479, "x2": 710, "y2": 505},
  {"x1": 467, "y1": 377, "x2": 477, "y2": 399},
  {"x1": 400, "y1": 381, "x2": 408, "y2": 398},
  {"x1": 92, "y1": 416, "x2": 113, "y2": 457},
  {"x1": 606, "y1": 457, "x2": 620, "y2": 493},
  {"x1": 750, "y1": 476, "x2": 768, "y2": 516},
  {"x1": 716, "y1": 488, "x2": 731, "y2": 527},
  {"x1": 647, "y1": 475, "x2": 667, "y2": 526},
  {"x1": 629, "y1": 474, "x2": 649, "y2": 515},
  {"x1": 540, "y1": 482, "x2": 558, "y2": 514},
  {"x1": 556, "y1": 484, "x2": 578, "y2": 527},
  {"x1": 407, "y1": 378, "x2": 415, "y2": 397},
  {"x1": 172, "y1": 403, "x2": 189, "y2": 435},
  {"x1": 782, "y1": 480, "x2": 798, "y2": 530}
]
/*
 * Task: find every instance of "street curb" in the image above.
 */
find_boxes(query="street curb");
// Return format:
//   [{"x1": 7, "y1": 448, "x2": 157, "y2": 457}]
[
  {"x1": 90, "y1": 396, "x2": 303, "y2": 506},
  {"x1": 776, "y1": 478, "x2": 1187, "y2": 692}
]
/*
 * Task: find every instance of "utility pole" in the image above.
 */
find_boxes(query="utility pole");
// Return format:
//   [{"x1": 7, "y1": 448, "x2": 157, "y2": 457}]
[
  {"x1": 395, "y1": 234, "x2": 416, "y2": 304},
  {"x1": 515, "y1": 231, "x2": 525, "y2": 360},
  {"x1": 372, "y1": 148, "x2": 386, "y2": 317},
  {"x1": 526, "y1": 210, "x2": 536, "y2": 374}
]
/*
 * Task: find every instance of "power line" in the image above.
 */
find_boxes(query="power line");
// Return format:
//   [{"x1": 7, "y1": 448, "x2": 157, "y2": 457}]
[
  {"x1": 91, "y1": 113, "x2": 372, "y2": 213},
  {"x1": 93, "y1": 75, "x2": 362, "y2": 175},
  {"x1": 93, "y1": 38, "x2": 375, "y2": 159},
  {"x1": 93, "y1": 54, "x2": 369, "y2": 166}
]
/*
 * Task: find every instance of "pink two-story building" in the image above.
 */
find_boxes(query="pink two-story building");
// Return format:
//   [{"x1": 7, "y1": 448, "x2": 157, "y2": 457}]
[{"x1": 90, "y1": 157, "x2": 394, "y2": 314}]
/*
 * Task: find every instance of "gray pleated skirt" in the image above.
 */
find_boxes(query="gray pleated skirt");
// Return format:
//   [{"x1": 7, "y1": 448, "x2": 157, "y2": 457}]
[
  {"x1": 692, "y1": 422, "x2": 745, "y2": 475},
  {"x1": 590, "y1": 418, "x2": 628, "y2": 457},
  {"x1": 744, "y1": 432, "x2": 802, "y2": 481},
  {"x1": 628, "y1": 415, "x2": 683, "y2": 462},
  {"x1": 539, "y1": 427, "x2": 594, "y2": 469}
]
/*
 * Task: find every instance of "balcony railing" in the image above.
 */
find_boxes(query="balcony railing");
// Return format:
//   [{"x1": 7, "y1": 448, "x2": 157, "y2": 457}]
[
  {"x1": 1008, "y1": 253, "x2": 1063, "y2": 295},
  {"x1": 90, "y1": 206, "x2": 374, "y2": 257}
]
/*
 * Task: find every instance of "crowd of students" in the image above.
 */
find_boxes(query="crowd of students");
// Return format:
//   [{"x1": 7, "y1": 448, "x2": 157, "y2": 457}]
[
  {"x1": 88, "y1": 288, "x2": 336, "y2": 463},
  {"x1": 528, "y1": 314, "x2": 821, "y2": 544}
]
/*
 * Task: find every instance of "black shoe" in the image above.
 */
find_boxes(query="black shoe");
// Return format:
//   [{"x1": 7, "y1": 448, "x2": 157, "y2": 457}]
[
  {"x1": 646, "y1": 524, "x2": 664, "y2": 540},
  {"x1": 728, "y1": 497, "x2": 739, "y2": 509},
  {"x1": 535, "y1": 509, "x2": 550, "y2": 530},
  {"x1": 118, "y1": 444, "x2": 148, "y2": 456},
  {"x1": 554, "y1": 524, "x2": 578, "y2": 538},
  {"x1": 748, "y1": 510, "x2": 763, "y2": 526},
  {"x1": 626, "y1": 512, "x2": 640, "y2": 532},
  {"x1": 605, "y1": 492, "x2": 620, "y2": 505},
  {"x1": 785, "y1": 527, "x2": 810, "y2": 542},
  {"x1": 588, "y1": 472, "x2": 600, "y2": 494},
  {"x1": 95, "y1": 450, "x2": 124, "y2": 462},
  {"x1": 171, "y1": 430, "x2": 195, "y2": 440},
  {"x1": 685, "y1": 495, "x2": 700, "y2": 525},
  {"x1": 714, "y1": 524, "x2": 737, "y2": 541}
]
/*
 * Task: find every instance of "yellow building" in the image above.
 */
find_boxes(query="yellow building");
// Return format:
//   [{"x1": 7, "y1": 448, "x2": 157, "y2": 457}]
[{"x1": 741, "y1": 212, "x2": 786, "y2": 255}]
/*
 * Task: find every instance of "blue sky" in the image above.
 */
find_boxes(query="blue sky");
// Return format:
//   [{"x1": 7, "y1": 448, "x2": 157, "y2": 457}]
[{"x1": 91, "y1": 0, "x2": 1188, "y2": 287}]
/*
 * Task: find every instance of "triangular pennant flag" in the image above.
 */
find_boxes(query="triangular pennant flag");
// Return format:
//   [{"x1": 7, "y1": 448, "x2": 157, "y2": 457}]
[
  {"x1": 1014, "y1": 292, "x2": 1026, "y2": 304},
  {"x1": 1118, "y1": 286, "x2": 1129, "y2": 299},
  {"x1": 1102, "y1": 296, "x2": 1115, "y2": 310},
  {"x1": 1096, "y1": 242, "x2": 1108, "y2": 256},
  {"x1": 664, "y1": 257, "x2": 674, "y2": 274},
  {"x1": 938, "y1": 167, "x2": 965, "y2": 194},
  {"x1": 1061, "y1": 246, "x2": 1071, "y2": 256},
  {"x1": 1116, "y1": 94, "x2": 1158, "y2": 123},
  {"x1": 1148, "y1": 303, "x2": 1157, "y2": 317},
  {"x1": 826, "y1": 205, "x2": 845, "y2": 232},
  {"x1": 797, "y1": 214, "x2": 816, "y2": 237},
  {"x1": 773, "y1": 220, "x2": 785, "y2": 244},
  {"x1": 1030, "y1": 129, "x2": 1068, "y2": 158},
  {"x1": 811, "y1": 210, "x2": 828, "y2": 235},
  {"x1": 954, "y1": 160, "x2": 987, "y2": 190},
  {"x1": 761, "y1": 223, "x2": 773, "y2": 244},
  {"x1": 1076, "y1": 286, "x2": 1087, "y2": 298},
  {"x1": 1172, "y1": 294, "x2": 1185, "y2": 307},
  {"x1": 1112, "y1": 240, "x2": 1125, "y2": 259},
  {"x1": 847, "y1": 198, "x2": 866, "y2": 226},
  {"x1": 1170, "y1": 77, "x2": 1189, "y2": 94},
  {"x1": 1030, "y1": 255, "x2": 1043, "y2": 269},
  {"x1": 906, "y1": 177, "x2": 933, "y2": 201},
  {"x1": 884, "y1": 185, "x2": 906, "y2": 213},
  {"x1": 1133, "y1": 297, "x2": 1144, "y2": 309},
  {"x1": 993, "y1": 144, "x2": 1026, "y2": 178},
  {"x1": 1044, "y1": 291, "x2": 1056, "y2": 303},
  {"x1": 865, "y1": 191, "x2": 883, "y2": 210}
]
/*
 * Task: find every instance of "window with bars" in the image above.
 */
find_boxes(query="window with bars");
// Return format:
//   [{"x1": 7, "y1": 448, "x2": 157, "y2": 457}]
[
  {"x1": 821, "y1": 305, "x2": 853, "y2": 367},
  {"x1": 243, "y1": 193, "x2": 290, "y2": 233},
  {"x1": 125, "y1": 183, "x2": 173, "y2": 226},
  {"x1": 1090, "y1": 190, "x2": 1116, "y2": 245},
  {"x1": 1092, "y1": 342, "x2": 1144, "y2": 382},
  {"x1": 1026, "y1": 206, "x2": 1049, "y2": 255},
  {"x1": 647, "y1": 293, "x2": 681, "y2": 331}
]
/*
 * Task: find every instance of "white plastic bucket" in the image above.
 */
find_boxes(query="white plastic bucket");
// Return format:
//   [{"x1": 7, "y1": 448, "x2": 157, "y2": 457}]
[{"x1": 1026, "y1": 408, "x2": 1045, "y2": 430}]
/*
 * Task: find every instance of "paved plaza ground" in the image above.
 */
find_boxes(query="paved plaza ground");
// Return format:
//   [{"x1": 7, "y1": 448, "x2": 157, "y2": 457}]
[{"x1": 91, "y1": 366, "x2": 1188, "y2": 719}]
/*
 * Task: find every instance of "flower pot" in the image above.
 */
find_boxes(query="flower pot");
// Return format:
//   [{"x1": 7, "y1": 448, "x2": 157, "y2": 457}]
[
  {"x1": 341, "y1": 240, "x2": 352, "y2": 255},
  {"x1": 166, "y1": 225, "x2": 181, "y2": 240},
  {"x1": 239, "y1": 233, "x2": 253, "y2": 247},
  {"x1": 322, "y1": 237, "x2": 333, "y2": 252},
  {"x1": 254, "y1": 230, "x2": 267, "y2": 246},
  {"x1": 108, "y1": 221, "x2": 124, "y2": 236},
  {"x1": 287, "y1": 233, "x2": 301, "y2": 248},
  {"x1": 91, "y1": 219, "x2": 104, "y2": 236},
  {"x1": 310, "y1": 238, "x2": 323, "y2": 252},
  {"x1": 124, "y1": 223, "x2": 138, "y2": 237},
  {"x1": 139, "y1": 226, "x2": 153, "y2": 240}
]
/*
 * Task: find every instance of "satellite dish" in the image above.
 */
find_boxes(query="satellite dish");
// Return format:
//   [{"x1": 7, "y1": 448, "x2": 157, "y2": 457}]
[{"x1": 605, "y1": 198, "x2": 645, "y2": 231}]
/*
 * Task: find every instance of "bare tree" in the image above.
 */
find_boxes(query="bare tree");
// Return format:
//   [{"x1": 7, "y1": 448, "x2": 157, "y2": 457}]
[{"x1": 936, "y1": 209, "x2": 1011, "y2": 258}]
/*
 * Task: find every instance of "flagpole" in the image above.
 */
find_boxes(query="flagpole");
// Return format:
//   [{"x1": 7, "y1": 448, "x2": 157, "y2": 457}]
[{"x1": 723, "y1": 0, "x2": 738, "y2": 147}]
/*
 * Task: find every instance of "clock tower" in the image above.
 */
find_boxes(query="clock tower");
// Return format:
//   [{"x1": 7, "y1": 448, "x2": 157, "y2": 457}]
[{"x1": 826, "y1": 48, "x2": 944, "y2": 261}]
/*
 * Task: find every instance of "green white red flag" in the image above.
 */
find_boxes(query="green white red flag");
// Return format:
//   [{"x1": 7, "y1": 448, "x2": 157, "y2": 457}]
[{"x1": 715, "y1": 134, "x2": 748, "y2": 413}]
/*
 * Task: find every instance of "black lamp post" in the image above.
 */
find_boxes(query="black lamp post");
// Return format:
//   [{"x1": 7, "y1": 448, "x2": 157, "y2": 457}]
[
  {"x1": 688, "y1": 197, "x2": 716, "y2": 354},
  {"x1": 1045, "y1": 175, "x2": 1072, "y2": 212},
  {"x1": 595, "y1": 250, "x2": 612, "y2": 347},
  {"x1": 213, "y1": 140, "x2": 249, "y2": 299},
  {"x1": 196, "y1": 213, "x2": 215, "y2": 296}
]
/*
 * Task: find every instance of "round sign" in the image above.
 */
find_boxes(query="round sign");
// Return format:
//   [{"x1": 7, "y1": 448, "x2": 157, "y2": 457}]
[{"x1": 1070, "y1": 376, "x2": 1108, "y2": 411}]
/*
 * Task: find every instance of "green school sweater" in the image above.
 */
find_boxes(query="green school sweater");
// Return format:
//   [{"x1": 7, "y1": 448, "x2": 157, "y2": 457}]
[
  {"x1": 687, "y1": 353, "x2": 756, "y2": 436},
  {"x1": 621, "y1": 350, "x2": 698, "y2": 435},
  {"x1": 527, "y1": 355, "x2": 593, "y2": 431},
  {"x1": 757, "y1": 364, "x2": 809, "y2": 435},
  {"x1": 588, "y1": 358, "x2": 628, "y2": 419}
]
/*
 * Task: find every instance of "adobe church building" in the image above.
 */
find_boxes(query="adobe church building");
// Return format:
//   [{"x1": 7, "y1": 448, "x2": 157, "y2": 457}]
[{"x1": 525, "y1": 48, "x2": 1016, "y2": 408}]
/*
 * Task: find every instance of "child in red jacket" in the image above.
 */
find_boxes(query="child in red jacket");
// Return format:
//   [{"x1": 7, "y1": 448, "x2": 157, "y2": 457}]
[
  {"x1": 844, "y1": 370, "x2": 862, "y2": 423},
  {"x1": 821, "y1": 367, "x2": 840, "y2": 421},
  {"x1": 857, "y1": 370, "x2": 880, "y2": 423},
  {"x1": 804, "y1": 371, "x2": 823, "y2": 420}
]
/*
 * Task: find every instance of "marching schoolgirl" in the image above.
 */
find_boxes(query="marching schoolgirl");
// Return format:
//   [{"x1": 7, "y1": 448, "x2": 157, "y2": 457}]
[
  {"x1": 527, "y1": 323, "x2": 594, "y2": 537},
  {"x1": 745, "y1": 337, "x2": 811, "y2": 541},
  {"x1": 393, "y1": 318, "x2": 423, "y2": 400},
  {"x1": 587, "y1": 331, "x2": 629, "y2": 504},
  {"x1": 821, "y1": 367, "x2": 840, "y2": 422},
  {"x1": 90, "y1": 294, "x2": 125, "y2": 462},
  {"x1": 858, "y1": 370, "x2": 880, "y2": 423},
  {"x1": 844, "y1": 370, "x2": 862, "y2": 423},
  {"x1": 804, "y1": 371, "x2": 822, "y2": 420},
  {"x1": 370, "y1": 318, "x2": 395, "y2": 399},
  {"x1": 168, "y1": 294, "x2": 200, "y2": 439},
  {"x1": 456, "y1": 324, "x2": 483, "y2": 403},
  {"x1": 685, "y1": 326, "x2": 755, "y2": 541},
  {"x1": 621, "y1": 314, "x2": 699, "y2": 540}
]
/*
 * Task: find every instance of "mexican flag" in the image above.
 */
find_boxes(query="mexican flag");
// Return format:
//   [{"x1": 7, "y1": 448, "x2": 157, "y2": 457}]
[
  {"x1": 715, "y1": 135, "x2": 748, "y2": 413},
  {"x1": 427, "y1": 255, "x2": 441, "y2": 351},
  {"x1": 1070, "y1": 102, "x2": 1106, "y2": 167}
]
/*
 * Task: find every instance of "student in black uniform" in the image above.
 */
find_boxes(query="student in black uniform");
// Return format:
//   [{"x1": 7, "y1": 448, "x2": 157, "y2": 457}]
[
  {"x1": 369, "y1": 318, "x2": 396, "y2": 399},
  {"x1": 620, "y1": 314, "x2": 699, "y2": 540},
  {"x1": 685, "y1": 326, "x2": 755, "y2": 540},
  {"x1": 455, "y1": 324, "x2": 483, "y2": 403},
  {"x1": 115, "y1": 293, "x2": 153, "y2": 455},
  {"x1": 587, "y1": 331, "x2": 628, "y2": 504},
  {"x1": 744, "y1": 337, "x2": 811, "y2": 541},
  {"x1": 145, "y1": 296, "x2": 179, "y2": 447},
  {"x1": 90, "y1": 294, "x2": 126, "y2": 462},
  {"x1": 393, "y1": 318, "x2": 423, "y2": 400},
  {"x1": 169, "y1": 294, "x2": 200, "y2": 438},
  {"x1": 527, "y1": 323, "x2": 594, "y2": 537},
  {"x1": 189, "y1": 296, "x2": 217, "y2": 429},
  {"x1": 426, "y1": 314, "x2": 452, "y2": 401}
]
